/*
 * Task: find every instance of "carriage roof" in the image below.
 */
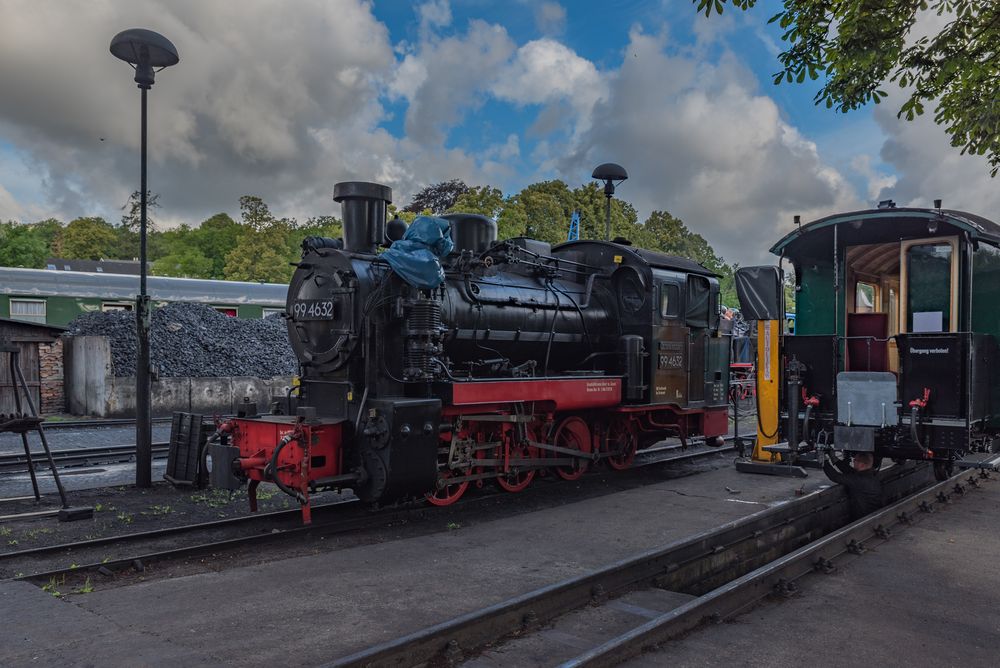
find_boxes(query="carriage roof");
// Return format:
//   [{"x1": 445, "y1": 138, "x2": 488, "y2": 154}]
[{"x1": 770, "y1": 207, "x2": 1000, "y2": 258}]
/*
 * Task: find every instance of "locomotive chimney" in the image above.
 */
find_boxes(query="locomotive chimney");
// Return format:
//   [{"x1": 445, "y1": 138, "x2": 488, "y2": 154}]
[{"x1": 333, "y1": 181, "x2": 393, "y2": 254}]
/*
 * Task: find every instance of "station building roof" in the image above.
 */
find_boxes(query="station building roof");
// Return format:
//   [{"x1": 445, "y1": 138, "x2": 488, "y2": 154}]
[{"x1": 0, "y1": 267, "x2": 286, "y2": 306}]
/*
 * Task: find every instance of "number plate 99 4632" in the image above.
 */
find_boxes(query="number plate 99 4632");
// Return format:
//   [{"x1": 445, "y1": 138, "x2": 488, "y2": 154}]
[{"x1": 290, "y1": 299, "x2": 336, "y2": 320}]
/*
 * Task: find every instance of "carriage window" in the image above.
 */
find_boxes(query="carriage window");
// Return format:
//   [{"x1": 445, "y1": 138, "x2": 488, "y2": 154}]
[
  {"x1": 9, "y1": 298, "x2": 46, "y2": 323},
  {"x1": 102, "y1": 302, "x2": 133, "y2": 312},
  {"x1": 855, "y1": 281, "x2": 877, "y2": 313},
  {"x1": 685, "y1": 276, "x2": 710, "y2": 328},
  {"x1": 906, "y1": 242, "x2": 953, "y2": 332},
  {"x1": 660, "y1": 284, "x2": 680, "y2": 318}
]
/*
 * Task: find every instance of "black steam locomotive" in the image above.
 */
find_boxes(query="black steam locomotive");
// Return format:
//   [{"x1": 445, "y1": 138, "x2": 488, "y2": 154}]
[{"x1": 210, "y1": 182, "x2": 730, "y2": 521}]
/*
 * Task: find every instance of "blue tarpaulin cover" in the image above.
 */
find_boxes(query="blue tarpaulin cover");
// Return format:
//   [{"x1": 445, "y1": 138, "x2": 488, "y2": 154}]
[{"x1": 381, "y1": 216, "x2": 454, "y2": 289}]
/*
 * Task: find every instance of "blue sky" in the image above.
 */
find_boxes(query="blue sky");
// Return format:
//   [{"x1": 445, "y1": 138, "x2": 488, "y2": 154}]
[{"x1": 0, "y1": 0, "x2": 996, "y2": 264}]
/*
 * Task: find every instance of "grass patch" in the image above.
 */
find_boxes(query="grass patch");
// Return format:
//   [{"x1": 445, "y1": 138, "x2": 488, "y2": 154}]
[{"x1": 42, "y1": 575, "x2": 65, "y2": 597}]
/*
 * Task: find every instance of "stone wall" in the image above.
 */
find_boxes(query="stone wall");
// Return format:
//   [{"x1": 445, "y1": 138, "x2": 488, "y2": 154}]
[{"x1": 39, "y1": 338, "x2": 64, "y2": 414}]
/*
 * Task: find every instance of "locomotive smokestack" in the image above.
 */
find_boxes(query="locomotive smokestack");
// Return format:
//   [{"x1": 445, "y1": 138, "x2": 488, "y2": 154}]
[{"x1": 333, "y1": 181, "x2": 393, "y2": 254}]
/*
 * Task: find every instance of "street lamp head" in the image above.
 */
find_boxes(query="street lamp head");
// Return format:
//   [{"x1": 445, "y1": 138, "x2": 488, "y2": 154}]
[
  {"x1": 110, "y1": 28, "x2": 179, "y2": 89},
  {"x1": 592, "y1": 162, "x2": 628, "y2": 197}
]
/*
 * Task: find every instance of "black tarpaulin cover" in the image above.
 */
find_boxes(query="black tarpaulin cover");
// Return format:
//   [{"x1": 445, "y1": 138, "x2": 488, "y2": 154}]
[{"x1": 735, "y1": 266, "x2": 783, "y2": 321}]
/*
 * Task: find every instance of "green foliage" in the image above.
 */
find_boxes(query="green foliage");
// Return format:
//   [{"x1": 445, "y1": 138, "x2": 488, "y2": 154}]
[
  {"x1": 191, "y1": 213, "x2": 242, "y2": 279},
  {"x1": 0, "y1": 221, "x2": 49, "y2": 267},
  {"x1": 644, "y1": 211, "x2": 724, "y2": 272},
  {"x1": 447, "y1": 185, "x2": 505, "y2": 218},
  {"x1": 57, "y1": 217, "x2": 117, "y2": 260},
  {"x1": 0, "y1": 184, "x2": 738, "y2": 307},
  {"x1": 75, "y1": 577, "x2": 94, "y2": 595},
  {"x1": 696, "y1": 0, "x2": 1000, "y2": 175},
  {"x1": 224, "y1": 196, "x2": 297, "y2": 283},
  {"x1": 153, "y1": 247, "x2": 214, "y2": 278},
  {"x1": 42, "y1": 575, "x2": 65, "y2": 597},
  {"x1": 287, "y1": 215, "x2": 343, "y2": 258}
]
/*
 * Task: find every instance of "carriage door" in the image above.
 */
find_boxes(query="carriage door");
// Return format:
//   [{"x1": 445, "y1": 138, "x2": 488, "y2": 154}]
[
  {"x1": 900, "y1": 237, "x2": 959, "y2": 334},
  {"x1": 685, "y1": 275, "x2": 711, "y2": 403}
]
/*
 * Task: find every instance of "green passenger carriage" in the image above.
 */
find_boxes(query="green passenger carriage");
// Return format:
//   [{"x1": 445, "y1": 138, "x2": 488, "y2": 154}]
[
  {"x1": 0, "y1": 267, "x2": 286, "y2": 326},
  {"x1": 745, "y1": 203, "x2": 1000, "y2": 479}
]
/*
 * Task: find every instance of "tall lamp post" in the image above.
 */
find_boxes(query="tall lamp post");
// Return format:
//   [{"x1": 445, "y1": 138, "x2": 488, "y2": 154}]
[
  {"x1": 110, "y1": 29, "x2": 179, "y2": 487},
  {"x1": 591, "y1": 163, "x2": 628, "y2": 241}
]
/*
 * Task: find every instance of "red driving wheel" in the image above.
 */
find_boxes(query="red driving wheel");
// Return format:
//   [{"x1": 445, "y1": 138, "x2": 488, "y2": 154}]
[
  {"x1": 606, "y1": 417, "x2": 638, "y2": 471},
  {"x1": 426, "y1": 431, "x2": 470, "y2": 507},
  {"x1": 553, "y1": 416, "x2": 592, "y2": 481},
  {"x1": 425, "y1": 468, "x2": 470, "y2": 506},
  {"x1": 496, "y1": 424, "x2": 537, "y2": 493}
]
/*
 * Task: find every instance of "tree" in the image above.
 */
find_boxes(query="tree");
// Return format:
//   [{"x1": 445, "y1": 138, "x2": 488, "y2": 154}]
[
  {"x1": 224, "y1": 232, "x2": 293, "y2": 283},
  {"x1": 56, "y1": 217, "x2": 118, "y2": 260},
  {"x1": 570, "y1": 183, "x2": 647, "y2": 246},
  {"x1": 192, "y1": 213, "x2": 242, "y2": 279},
  {"x1": 224, "y1": 195, "x2": 296, "y2": 283},
  {"x1": 287, "y1": 215, "x2": 343, "y2": 257},
  {"x1": 447, "y1": 185, "x2": 505, "y2": 219},
  {"x1": 498, "y1": 180, "x2": 575, "y2": 242},
  {"x1": 404, "y1": 179, "x2": 470, "y2": 214},
  {"x1": 29, "y1": 218, "x2": 63, "y2": 253},
  {"x1": 120, "y1": 190, "x2": 160, "y2": 233},
  {"x1": 152, "y1": 247, "x2": 214, "y2": 278},
  {"x1": 696, "y1": 0, "x2": 1000, "y2": 174},
  {"x1": 0, "y1": 221, "x2": 48, "y2": 268},
  {"x1": 644, "y1": 211, "x2": 724, "y2": 272}
]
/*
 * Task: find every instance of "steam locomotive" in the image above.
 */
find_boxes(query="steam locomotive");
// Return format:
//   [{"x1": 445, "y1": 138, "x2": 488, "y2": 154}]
[{"x1": 209, "y1": 181, "x2": 730, "y2": 521}]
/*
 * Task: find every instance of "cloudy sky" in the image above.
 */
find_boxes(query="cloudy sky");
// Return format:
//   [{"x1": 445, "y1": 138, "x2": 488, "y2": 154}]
[{"x1": 0, "y1": 0, "x2": 997, "y2": 264}]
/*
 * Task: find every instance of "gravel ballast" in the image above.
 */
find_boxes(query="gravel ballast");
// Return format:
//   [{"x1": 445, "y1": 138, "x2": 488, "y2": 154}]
[{"x1": 65, "y1": 302, "x2": 296, "y2": 378}]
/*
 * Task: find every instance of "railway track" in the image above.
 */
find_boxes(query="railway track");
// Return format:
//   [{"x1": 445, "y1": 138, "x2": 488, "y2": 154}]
[
  {"x1": 0, "y1": 442, "x2": 170, "y2": 473},
  {"x1": 328, "y1": 456, "x2": 1000, "y2": 668},
  {"x1": 39, "y1": 417, "x2": 173, "y2": 430},
  {"x1": 0, "y1": 437, "x2": 744, "y2": 583}
]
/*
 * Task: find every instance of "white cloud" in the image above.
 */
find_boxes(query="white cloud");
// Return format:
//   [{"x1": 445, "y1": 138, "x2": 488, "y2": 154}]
[
  {"x1": 418, "y1": 0, "x2": 452, "y2": 32},
  {"x1": 392, "y1": 19, "x2": 516, "y2": 147},
  {"x1": 873, "y1": 89, "x2": 1000, "y2": 213},
  {"x1": 556, "y1": 28, "x2": 861, "y2": 264},
  {"x1": 0, "y1": 0, "x2": 495, "y2": 224},
  {"x1": 534, "y1": 2, "x2": 567, "y2": 35},
  {"x1": 492, "y1": 39, "x2": 607, "y2": 123},
  {"x1": 850, "y1": 154, "x2": 897, "y2": 201}
]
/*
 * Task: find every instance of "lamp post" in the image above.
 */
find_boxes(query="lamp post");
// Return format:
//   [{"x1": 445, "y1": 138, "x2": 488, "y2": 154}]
[
  {"x1": 591, "y1": 163, "x2": 628, "y2": 241},
  {"x1": 110, "y1": 29, "x2": 179, "y2": 487}
]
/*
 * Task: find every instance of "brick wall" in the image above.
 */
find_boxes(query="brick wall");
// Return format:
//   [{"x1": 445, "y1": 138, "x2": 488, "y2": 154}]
[{"x1": 39, "y1": 338, "x2": 64, "y2": 415}]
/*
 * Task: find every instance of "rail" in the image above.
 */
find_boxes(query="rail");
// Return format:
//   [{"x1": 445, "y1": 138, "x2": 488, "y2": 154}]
[
  {"x1": 327, "y1": 457, "x2": 997, "y2": 667},
  {"x1": 0, "y1": 442, "x2": 170, "y2": 473}
]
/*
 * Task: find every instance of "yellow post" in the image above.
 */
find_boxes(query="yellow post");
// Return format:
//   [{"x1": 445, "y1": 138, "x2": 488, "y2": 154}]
[{"x1": 752, "y1": 319, "x2": 780, "y2": 462}]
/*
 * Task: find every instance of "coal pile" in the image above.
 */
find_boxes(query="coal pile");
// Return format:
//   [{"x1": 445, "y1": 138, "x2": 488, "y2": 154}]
[{"x1": 65, "y1": 303, "x2": 297, "y2": 378}]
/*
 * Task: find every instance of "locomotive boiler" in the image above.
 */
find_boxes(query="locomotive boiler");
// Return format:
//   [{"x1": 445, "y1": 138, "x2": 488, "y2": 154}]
[{"x1": 209, "y1": 181, "x2": 730, "y2": 521}]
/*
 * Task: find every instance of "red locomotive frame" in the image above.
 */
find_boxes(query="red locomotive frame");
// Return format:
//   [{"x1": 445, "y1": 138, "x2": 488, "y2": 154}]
[{"x1": 225, "y1": 375, "x2": 728, "y2": 523}]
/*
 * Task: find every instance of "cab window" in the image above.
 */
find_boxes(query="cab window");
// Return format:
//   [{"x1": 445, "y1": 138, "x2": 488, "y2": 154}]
[
  {"x1": 685, "y1": 275, "x2": 711, "y2": 328},
  {"x1": 660, "y1": 283, "x2": 680, "y2": 318}
]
